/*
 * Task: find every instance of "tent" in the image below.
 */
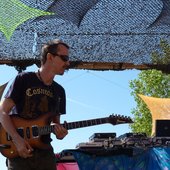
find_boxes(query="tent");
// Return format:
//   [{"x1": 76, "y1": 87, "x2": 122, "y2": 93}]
[{"x1": 138, "y1": 94, "x2": 170, "y2": 135}]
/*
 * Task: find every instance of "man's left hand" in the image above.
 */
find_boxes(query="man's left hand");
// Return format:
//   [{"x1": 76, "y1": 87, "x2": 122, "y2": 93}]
[{"x1": 54, "y1": 123, "x2": 68, "y2": 139}]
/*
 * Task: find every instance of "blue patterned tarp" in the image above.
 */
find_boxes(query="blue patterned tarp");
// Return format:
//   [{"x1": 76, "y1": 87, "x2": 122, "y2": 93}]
[{"x1": 63, "y1": 147, "x2": 170, "y2": 170}]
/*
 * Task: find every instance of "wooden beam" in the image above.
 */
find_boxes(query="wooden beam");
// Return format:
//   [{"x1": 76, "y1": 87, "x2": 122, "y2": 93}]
[{"x1": 0, "y1": 59, "x2": 169, "y2": 73}]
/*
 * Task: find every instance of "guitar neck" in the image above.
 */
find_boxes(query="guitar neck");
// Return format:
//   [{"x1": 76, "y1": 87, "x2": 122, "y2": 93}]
[
  {"x1": 62, "y1": 117, "x2": 110, "y2": 130},
  {"x1": 38, "y1": 115, "x2": 132, "y2": 135},
  {"x1": 38, "y1": 117, "x2": 109, "y2": 135}
]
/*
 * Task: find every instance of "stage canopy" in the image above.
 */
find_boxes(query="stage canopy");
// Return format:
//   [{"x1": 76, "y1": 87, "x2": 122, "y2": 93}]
[{"x1": 0, "y1": 0, "x2": 170, "y2": 72}]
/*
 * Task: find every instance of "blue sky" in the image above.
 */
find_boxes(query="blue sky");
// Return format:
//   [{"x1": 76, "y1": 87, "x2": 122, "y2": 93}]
[{"x1": 0, "y1": 64, "x2": 140, "y2": 169}]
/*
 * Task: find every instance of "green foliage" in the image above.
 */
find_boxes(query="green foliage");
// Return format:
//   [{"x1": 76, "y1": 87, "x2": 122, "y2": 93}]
[
  {"x1": 129, "y1": 70, "x2": 170, "y2": 136},
  {"x1": 151, "y1": 39, "x2": 170, "y2": 64}
]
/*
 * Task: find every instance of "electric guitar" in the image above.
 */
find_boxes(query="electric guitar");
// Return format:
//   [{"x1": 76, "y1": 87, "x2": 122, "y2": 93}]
[{"x1": 0, "y1": 113, "x2": 133, "y2": 158}]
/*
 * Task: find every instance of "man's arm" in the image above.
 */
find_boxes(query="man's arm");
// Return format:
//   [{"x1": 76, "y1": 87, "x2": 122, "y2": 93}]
[{"x1": 0, "y1": 98, "x2": 33, "y2": 158}]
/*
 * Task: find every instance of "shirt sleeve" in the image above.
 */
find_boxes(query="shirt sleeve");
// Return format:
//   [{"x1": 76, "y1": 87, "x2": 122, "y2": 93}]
[
  {"x1": 57, "y1": 84, "x2": 66, "y2": 115},
  {"x1": 4, "y1": 73, "x2": 25, "y2": 105}
]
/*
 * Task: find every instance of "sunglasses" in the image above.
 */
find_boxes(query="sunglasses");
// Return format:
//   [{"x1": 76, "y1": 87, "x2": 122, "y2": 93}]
[{"x1": 53, "y1": 53, "x2": 69, "y2": 62}]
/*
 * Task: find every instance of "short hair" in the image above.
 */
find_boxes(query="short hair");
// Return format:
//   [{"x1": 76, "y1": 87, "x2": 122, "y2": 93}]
[{"x1": 40, "y1": 39, "x2": 69, "y2": 64}]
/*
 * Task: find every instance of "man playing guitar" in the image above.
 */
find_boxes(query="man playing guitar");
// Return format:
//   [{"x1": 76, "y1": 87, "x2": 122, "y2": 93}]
[{"x1": 0, "y1": 39, "x2": 69, "y2": 170}]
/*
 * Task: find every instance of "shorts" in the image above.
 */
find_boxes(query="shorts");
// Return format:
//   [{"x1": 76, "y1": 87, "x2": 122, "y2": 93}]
[{"x1": 7, "y1": 148, "x2": 56, "y2": 170}]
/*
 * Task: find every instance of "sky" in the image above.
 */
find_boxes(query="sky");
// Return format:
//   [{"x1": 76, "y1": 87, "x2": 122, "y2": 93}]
[{"x1": 0, "y1": 64, "x2": 140, "y2": 169}]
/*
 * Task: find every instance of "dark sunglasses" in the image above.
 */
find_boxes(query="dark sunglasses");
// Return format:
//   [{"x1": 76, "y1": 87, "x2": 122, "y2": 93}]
[{"x1": 53, "y1": 53, "x2": 69, "y2": 62}]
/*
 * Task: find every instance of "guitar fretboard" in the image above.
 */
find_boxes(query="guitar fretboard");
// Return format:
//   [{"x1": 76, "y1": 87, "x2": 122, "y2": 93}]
[
  {"x1": 63, "y1": 117, "x2": 109, "y2": 130},
  {"x1": 38, "y1": 117, "x2": 109, "y2": 135},
  {"x1": 37, "y1": 115, "x2": 132, "y2": 136}
]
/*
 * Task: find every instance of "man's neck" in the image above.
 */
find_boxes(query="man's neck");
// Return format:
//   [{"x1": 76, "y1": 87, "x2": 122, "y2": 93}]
[{"x1": 38, "y1": 67, "x2": 55, "y2": 85}]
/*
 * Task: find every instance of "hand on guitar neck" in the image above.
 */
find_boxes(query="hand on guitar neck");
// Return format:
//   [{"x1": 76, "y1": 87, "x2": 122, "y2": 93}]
[{"x1": 53, "y1": 122, "x2": 68, "y2": 140}]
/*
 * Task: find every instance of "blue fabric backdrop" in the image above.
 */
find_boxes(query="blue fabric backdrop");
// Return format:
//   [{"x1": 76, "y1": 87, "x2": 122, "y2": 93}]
[{"x1": 63, "y1": 147, "x2": 170, "y2": 170}]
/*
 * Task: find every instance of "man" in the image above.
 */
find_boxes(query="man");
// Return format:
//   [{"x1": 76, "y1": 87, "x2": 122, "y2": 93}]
[{"x1": 0, "y1": 39, "x2": 69, "y2": 170}]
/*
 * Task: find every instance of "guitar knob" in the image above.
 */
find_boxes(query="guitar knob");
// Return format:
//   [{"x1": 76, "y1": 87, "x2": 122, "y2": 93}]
[{"x1": 10, "y1": 150, "x2": 14, "y2": 154}]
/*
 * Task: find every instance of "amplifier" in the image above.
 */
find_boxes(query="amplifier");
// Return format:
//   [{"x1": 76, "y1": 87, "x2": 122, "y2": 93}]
[
  {"x1": 118, "y1": 133, "x2": 147, "y2": 139},
  {"x1": 76, "y1": 142, "x2": 103, "y2": 149},
  {"x1": 155, "y1": 120, "x2": 170, "y2": 137},
  {"x1": 89, "y1": 133, "x2": 116, "y2": 142}
]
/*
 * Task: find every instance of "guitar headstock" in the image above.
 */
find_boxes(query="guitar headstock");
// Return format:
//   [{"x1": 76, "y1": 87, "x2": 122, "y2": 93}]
[{"x1": 108, "y1": 114, "x2": 133, "y2": 125}]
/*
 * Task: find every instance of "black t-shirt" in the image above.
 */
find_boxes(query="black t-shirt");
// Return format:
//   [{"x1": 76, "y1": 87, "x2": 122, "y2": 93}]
[
  {"x1": 4, "y1": 72, "x2": 66, "y2": 144},
  {"x1": 5, "y1": 72, "x2": 66, "y2": 118}
]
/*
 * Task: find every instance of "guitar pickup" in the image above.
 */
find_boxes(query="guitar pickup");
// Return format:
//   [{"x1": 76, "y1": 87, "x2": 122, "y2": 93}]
[
  {"x1": 17, "y1": 128, "x2": 24, "y2": 138},
  {"x1": 6, "y1": 128, "x2": 24, "y2": 141},
  {"x1": 26, "y1": 127, "x2": 31, "y2": 139},
  {"x1": 32, "y1": 126, "x2": 39, "y2": 138}
]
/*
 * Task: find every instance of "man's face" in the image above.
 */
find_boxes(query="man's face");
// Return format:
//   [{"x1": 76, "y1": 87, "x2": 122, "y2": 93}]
[{"x1": 51, "y1": 44, "x2": 70, "y2": 75}]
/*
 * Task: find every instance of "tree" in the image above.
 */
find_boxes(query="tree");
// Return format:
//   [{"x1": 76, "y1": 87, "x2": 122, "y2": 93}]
[
  {"x1": 129, "y1": 69, "x2": 170, "y2": 136},
  {"x1": 151, "y1": 39, "x2": 170, "y2": 64}
]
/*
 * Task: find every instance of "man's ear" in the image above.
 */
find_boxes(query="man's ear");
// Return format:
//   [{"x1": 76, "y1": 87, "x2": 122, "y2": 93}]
[{"x1": 46, "y1": 53, "x2": 54, "y2": 62}]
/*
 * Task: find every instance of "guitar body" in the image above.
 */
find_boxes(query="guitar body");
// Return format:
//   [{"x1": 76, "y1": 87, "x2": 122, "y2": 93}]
[{"x1": 0, "y1": 113, "x2": 53, "y2": 158}]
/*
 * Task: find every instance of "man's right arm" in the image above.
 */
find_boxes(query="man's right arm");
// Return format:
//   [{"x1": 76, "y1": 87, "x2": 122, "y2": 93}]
[{"x1": 0, "y1": 98, "x2": 33, "y2": 158}]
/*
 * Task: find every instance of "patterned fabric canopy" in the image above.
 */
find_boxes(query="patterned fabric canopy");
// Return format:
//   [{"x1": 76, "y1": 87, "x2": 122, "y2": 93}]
[{"x1": 0, "y1": 0, "x2": 170, "y2": 71}]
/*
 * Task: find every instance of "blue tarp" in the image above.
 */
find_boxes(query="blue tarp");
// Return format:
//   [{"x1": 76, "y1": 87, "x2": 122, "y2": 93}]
[{"x1": 63, "y1": 147, "x2": 170, "y2": 170}]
